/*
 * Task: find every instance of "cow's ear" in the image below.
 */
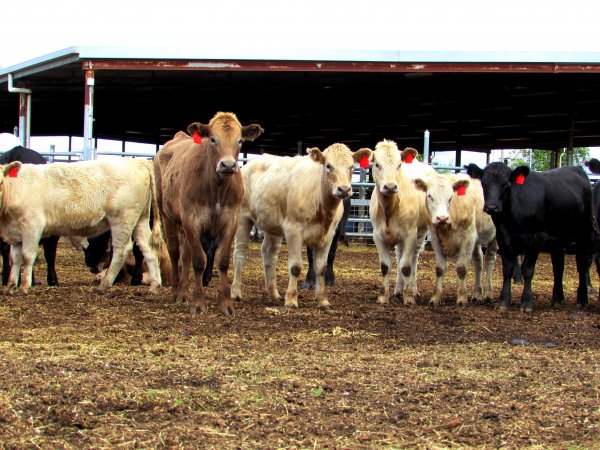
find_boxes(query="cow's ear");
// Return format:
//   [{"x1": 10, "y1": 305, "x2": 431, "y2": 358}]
[
  {"x1": 586, "y1": 158, "x2": 600, "y2": 175},
  {"x1": 401, "y1": 147, "x2": 418, "y2": 163},
  {"x1": 242, "y1": 124, "x2": 264, "y2": 142},
  {"x1": 307, "y1": 147, "x2": 325, "y2": 164},
  {"x1": 464, "y1": 163, "x2": 484, "y2": 180},
  {"x1": 510, "y1": 166, "x2": 530, "y2": 184},
  {"x1": 353, "y1": 148, "x2": 373, "y2": 165},
  {"x1": 1, "y1": 161, "x2": 22, "y2": 179},
  {"x1": 453, "y1": 179, "x2": 470, "y2": 192},
  {"x1": 414, "y1": 178, "x2": 428, "y2": 192},
  {"x1": 187, "y1": 122, "x2": 210, "y2": 137}
]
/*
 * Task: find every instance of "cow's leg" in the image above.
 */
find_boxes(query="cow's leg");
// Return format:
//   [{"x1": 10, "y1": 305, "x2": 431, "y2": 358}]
[
  {"x1": 129, "y1": 242, "x2": 144, "y2": 286},
  {"x1": 98, "y1": 228, "x2": 135, "y2": 292},
  {"x1": 261, "y1": 233, "x2": 283, "y2": 302},
  {"x1": 231, "y1": 217, "x2": 253, "y2": 302},
  {"x1": 550, "y1": 250, "x2": 566, "y2": 307},
  {"x1": 409, "y1": 230, "x2": 427, "y2": 299},
  {"x1": 18, "y1": 233, "x2": 41, "y2": 294},
  {"x1": 520, "y1": 247, "x2": 541, "y2": 313},
  {"x1": 373, "y1": 234, "x2": 393, "y2": 305},
  {"x1": 482, "y1": 240, "x2": 498, "y2": 302},
  {"x1": 455, "y1": 246, "x2": 473, "y2": 307},
  {"x1": 497, "y1": 253, "x2": 515, "y2": 310},
  {"x1": 211, "y1": 223, "x2": 236, "y2": 316},
  {"x1": 300, "y1": 246, "x2": 316, "y2": 290},
  {"x1": 324, "y1": 225, "x2": 343, "y2": 287},
  {"x1": 393, "y1": 244, "x2": 403, "y2": 299},
  {"x1": 184, "y1": 225, "x2": 208, "y2": 315},
  {"x1": 471, "y1": 245, "x2": 484, "y2": 303},
  {"x1": 575, "y1": 243, "x2": 591, "y2": 308},
  {"x1": 1, "y1": 240, "x2": 11, "y2": 286},
  {"x1": 177, "y1": 238, "x2": 192, "y2": 301},
  {"x1": 428, "y1": 233, "x2": 446, "y2": 307},
  {"x1": 7, "y1": 245, "x2": 23, "y2": 294},
  {"x1": 313, "y1": 243, "x2": 333, "y2": 310},
  {"x1": 42, "y1": 236, "x2": 60, "y2": 287},
  {"x1": 399, "y1": 231, "x2": 419, "y2": 305},
  {"x1": 283, "y1": 232, "x2": 303, "y2": 308},
  {"x1": 132, "y1": 222, "x2": 161, "y2": 294}
]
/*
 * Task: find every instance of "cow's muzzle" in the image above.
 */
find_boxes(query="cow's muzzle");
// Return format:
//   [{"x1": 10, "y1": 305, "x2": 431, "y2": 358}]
[
  {"x1": 381, "y1": 183, "x2": 398, "y2": 195},
  {"x1": 483, "y1": 204, "x2": 500, "y2": 214},
  {"x1": 336, "y1": 185, "x2": 352, "y2": 199},
  {"x1": 217, "y1": 159, "x2": 238, "y2": 174}
]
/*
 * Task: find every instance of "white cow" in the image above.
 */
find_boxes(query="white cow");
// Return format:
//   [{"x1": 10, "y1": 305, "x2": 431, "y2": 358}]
[
  {"x1": 414, "y1": 173, "x2": 497, "y2": 305},
  {"x1": 231, "y1": 143, "x2": 371, "y2": 309},
  {"x1": 370, "y1": 141, "x2": 435, "y2": 305},
  {"x1": 0, "y1": 158, "x2": 162, "y2": 294}
]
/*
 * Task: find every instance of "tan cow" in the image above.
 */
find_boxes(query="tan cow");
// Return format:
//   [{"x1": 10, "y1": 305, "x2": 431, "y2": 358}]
[
  {"x1": 155, "y1": 112, "x2": 264, "y2": 315},
  {"x1": 231, "y1": 144, "x2": 371, "y2": 309},
  {"x1": 414, "y1": 173, "x2": 497, "y2": 305},
  {"x1": 369, "y1": 141, "x2": 435, "y2": 305},
  {"x1": 0, "y1": 159, "x2": 162, "y2": 294}
]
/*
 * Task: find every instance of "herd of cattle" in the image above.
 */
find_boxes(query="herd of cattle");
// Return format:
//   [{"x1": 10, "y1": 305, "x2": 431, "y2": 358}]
[{"x1": 0, "y1": 111, "x2": 599, "y2": 315}]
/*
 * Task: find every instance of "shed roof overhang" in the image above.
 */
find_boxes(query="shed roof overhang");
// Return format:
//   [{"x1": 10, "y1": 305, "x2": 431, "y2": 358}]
[{"x1": 2, "y1": 46, "x2": 600, "y2": 155}]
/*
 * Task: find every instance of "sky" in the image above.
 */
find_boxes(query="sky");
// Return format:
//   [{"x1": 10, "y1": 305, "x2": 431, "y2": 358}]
[
  {"x1": 2, "y1": 0, "x2": 600, "y2": 68},
  {"x1": 2, "y1": 0, "x2": 600, "y2": 164}
]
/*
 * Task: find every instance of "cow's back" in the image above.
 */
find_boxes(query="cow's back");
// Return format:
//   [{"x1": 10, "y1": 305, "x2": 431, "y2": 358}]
[
  {"x1": 2, "y1": 159, "x2": 153, "y2": 238},
  {"x1": 0, "y1": 146, "x2": 47, "y2": 165}
]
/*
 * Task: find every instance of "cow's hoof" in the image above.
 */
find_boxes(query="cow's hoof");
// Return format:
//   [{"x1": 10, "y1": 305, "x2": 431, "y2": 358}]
[
  {"x1": 189, "y1": 304, "x2": 208, "y2": 315},
  {"x1": 317, "y1": 303, "x2": 332, "y2": 311},
  {"x1": 219, "y1": 305, "x2": 235, "y2": 316},
  {"x1": 521, "y1": 306, "x2": 533, "y2": 313},
  {"x1": 497, "y1": 304, "x2": 509, "y2": 312},
  {"x1": 377, "y1": 296, "x2": 389, "y2": 305}
]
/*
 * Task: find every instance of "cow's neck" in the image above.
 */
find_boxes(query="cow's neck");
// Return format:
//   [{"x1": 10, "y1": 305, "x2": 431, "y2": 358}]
[
  {"x1": 376, "y1": 189, "x2": 399, "y2": 227},
  {"x1": 318, "y1": 174, "x2": 341, "y2": 233}
]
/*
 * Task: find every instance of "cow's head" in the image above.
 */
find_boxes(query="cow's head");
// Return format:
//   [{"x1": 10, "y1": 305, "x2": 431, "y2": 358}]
[
  {"x1": 414, "y1": 174, "x2": 469, "y2": 227},
  {"x1": 187, "y1": 112, "x2": 264, "y2": 177},
  {"x1": 586, "y1": 158, "x2": 600, "y2": 175},
  {"x1": 370, "y1": 140, "x2": 407, "y2": 196},
  {"x1": 307, "y1": 144, "x2": 371, "y2": 200},
  {"x1": 82, "y1": 232, "x2": 112, "y2": 274},
  {"x1": 467, "y1": 162, "x2": 528, "y2": 215}
]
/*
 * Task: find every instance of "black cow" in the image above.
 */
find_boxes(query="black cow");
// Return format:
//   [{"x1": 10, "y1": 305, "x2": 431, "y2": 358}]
[
  {"x1": 585, "y1": 158, "x2": 600, "y2": 297},
  {"x1": 0, "y1": 146, "x2": 60, "y2": 286},
  {"x1": 301, "y1": 196, "x2": 351, "y2": 289},
  {"x1": 466, "y1": 162, "x2": 595, "y2": 312}
]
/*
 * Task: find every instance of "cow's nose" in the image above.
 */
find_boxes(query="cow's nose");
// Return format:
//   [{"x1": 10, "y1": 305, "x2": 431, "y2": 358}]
[
  {"x1": 218, "y1": 159, "x2": 238, "y2": 173},
  {"x1": 436, "y1": 215, "x2": 449, "y2": 225},
  {"x1": 484, "y1": 204, "x2": 497, "y2": 214},
  {"x1": 383, "y1": 183, "x2": 398, "y2": 194},
  {"x1": 336, "y1": 185, "x2": 352, "y2": 198}
]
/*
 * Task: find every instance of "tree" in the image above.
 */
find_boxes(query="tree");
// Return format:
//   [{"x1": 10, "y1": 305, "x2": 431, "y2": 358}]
[{"x1": 506, "y1": 148, "x2": 590, "y2": 171}]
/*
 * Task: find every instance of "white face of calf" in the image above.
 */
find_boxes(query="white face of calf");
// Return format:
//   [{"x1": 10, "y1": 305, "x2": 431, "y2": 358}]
[
  {"x1": 308, "y1": 144, "x2": 372, "y2": 200},
  {"x1": 414, "y1": 175, "x2": 469, "y2": 227},
  {"x1": 371, "y1": 141, "x2": 403, "y2": 196}
]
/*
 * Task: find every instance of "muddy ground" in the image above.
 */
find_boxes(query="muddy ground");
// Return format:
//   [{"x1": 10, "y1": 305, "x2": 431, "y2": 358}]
[{"x1": 0, "y1": 241, "x2": 599, "y2": 449}]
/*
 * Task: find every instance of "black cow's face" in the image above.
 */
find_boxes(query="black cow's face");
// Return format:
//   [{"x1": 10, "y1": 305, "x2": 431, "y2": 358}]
[
  {"x1": 478, "y1": 162, "x2": 512, "y2": 215},
  {"x1": 84, "y1": 232, "x2": 112, "y2": 273}
]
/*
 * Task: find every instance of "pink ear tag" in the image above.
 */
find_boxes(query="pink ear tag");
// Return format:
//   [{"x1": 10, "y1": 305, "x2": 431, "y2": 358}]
[
  {"x1": 456, "y1": 185, "x2": 466, "y2": 196},
  {"x1": 193, "y1": 131, "x2": 202, "y2": 144},
  {"x1": 359, "y1": 154, "x2": 370, "y2": 168},
  {"x1": 405, "y1": 152, "x2": 414, "y2": 163},
  {"x1": 8, "y1": 166, "x2": 19, "y2": 178},
  {"x1": 515, "y1": 174, "x2": 525, "y2": 185}
]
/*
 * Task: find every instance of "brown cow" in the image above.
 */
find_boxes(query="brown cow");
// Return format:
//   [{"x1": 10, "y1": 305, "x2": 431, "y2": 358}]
[{"x1": 154, "y1": 112, "x2": 264, "y2": 315}]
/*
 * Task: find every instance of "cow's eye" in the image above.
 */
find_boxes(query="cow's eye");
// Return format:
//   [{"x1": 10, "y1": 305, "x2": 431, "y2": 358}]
[
  {"x1": 238, "y1": 139, "x2": 243, "y2": 146},
  {"x1": 326, "y1": 163, "x2": 333, "y2": 172},
  {"x1": 375, "y1": 162, "x2": 381, "y2": 170},
  {"x1": 427, "y1": 194, "x2": 433, "y2": 200},
  {"x1": 210, "y1": 137, "x2": 217, "y2": 145}
]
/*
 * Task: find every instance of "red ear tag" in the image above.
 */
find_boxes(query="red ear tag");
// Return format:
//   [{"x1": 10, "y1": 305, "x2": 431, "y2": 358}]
[
  {"x1": 8, "y1": 167, "x2": 19, "y2": 178},
  {"x1": 193, "y1": 131, "x2": 202, "y2": 144},
  {"x1": 359, "y1": 154, "x2": 370, "y2": 169},
  {"x1": 515, "y1": 174, "x2": 525, "y2": 185},
  {"x1": 456, "y1": 185, "x2": 466, "y2": 196},
  {"x1": 405, "y1": 152, "x2": 414, "y2": 163}
]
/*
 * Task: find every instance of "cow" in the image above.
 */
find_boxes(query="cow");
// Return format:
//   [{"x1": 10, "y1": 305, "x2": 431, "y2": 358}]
[
  {"x1": 584, "y1": 157, "x2": 600, "y2": 297},
  {"x1": 0, "y1": 145, "x2": 60, "y2": 287},
  {"x1": 413, "y1": 173, "x2": 497, "y2": 306},
  {"x1": 466, "y1": 162, "x2": 595, "y2": 311},
  {"x1": 301, "y1": 196, "x2": 351, "y2": 289},
  {"x1": 154, "y1": 112, "x2": 264, "y2": 315},
  {"x1": 369, "y1": 141, "x2": 435, "y2": 305},
  {"x1": 0, "y1": 158, "x2": 163, "y2": 294},
  {"x1": 231, "y1": 143, "x2": 371, "y2": 309}
]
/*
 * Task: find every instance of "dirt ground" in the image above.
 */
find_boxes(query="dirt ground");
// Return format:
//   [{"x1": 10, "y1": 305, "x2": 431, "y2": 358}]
[{"x1": 0, "y1": 241, "x2": 599, "y2": 449}]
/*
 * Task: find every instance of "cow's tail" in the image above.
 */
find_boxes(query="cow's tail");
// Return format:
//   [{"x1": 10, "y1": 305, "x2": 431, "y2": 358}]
[{"x1": 147, "y1": 161, "x2": 164, "y2": 253}]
